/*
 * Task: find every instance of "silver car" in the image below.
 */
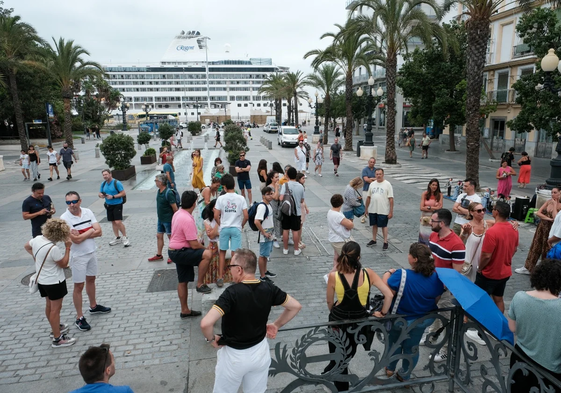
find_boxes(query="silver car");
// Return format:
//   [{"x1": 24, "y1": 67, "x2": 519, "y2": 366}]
[
  {"x1": 277, "y1": 126, "x2": 300, "y2": 147},
  {"x1": 264, "y1": 122, "x2": 279, "y2": 134}
]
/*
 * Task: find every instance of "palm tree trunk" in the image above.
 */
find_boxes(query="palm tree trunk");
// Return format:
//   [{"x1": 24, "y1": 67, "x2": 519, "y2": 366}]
[
  {"x1": 63, "y1": 97, "x2": 74, "y2": 148},
  {"x1": 287, "y1": 100, "x2": 292, "y2": 125},
  {"x1": 385, "y1": 56, "x2": 398, "y2": 164},
  {"x1": 8, "y1": 71, "x2": 27, "y2": 150},
  {"x1": 323, "y1": 94, "x2": 330, "y2": 145},
  {"x1": 448, "y1": 123, "x2": 456, "y2": 152},
  {"x1": 276, "y1": 99, "x2": 282, "y2": 124},
  {"x1": 465, "y1": 18, "x2": 491, "y2": 187},
  {"x1": 294, "y1": 94, "x2": 299, "y2": 126},
  {"x1": 344, "y1": 72, "x2": 353, "y2": 150}
]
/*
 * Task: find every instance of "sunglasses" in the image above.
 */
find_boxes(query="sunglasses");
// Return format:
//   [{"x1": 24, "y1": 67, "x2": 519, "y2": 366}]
[
  {"x1": 473, "y1": 209, "x2": 485, "y2": 213},
  {"x1": 430, "y1": 219, "x2": 442, "y2": 223},
  {"x1": 65, "y1": 200, "x2": 79, "y2": 205},
  {"x1": 227, "y1": 264, "x2": 242, "y2": 270}
]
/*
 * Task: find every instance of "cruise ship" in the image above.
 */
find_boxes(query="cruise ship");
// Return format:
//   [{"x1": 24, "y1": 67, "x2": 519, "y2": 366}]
[{"x1": 104, "y1": 31, "x2": 289, "y2": 124}]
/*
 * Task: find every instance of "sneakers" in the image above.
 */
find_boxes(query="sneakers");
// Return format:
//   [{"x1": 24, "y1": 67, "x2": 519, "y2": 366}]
[
  {"x1": 465, "y1": 329, "x2": 486, "y2": 346},
  {"x1": 294, "y1": 249, "x2": 302, "y2": 256},
  {"x1": 383, "y1": 242, "x2": 389, "y2": 250},
  {"x1": 167, "y1": 258, "x2": 172, "y2": 264},
  {"x1": 283, "y1": 249, "x2": 289, "y2": 255},
  {"x1": 318, "y1": 174, "x2": 323, "y2": 177},
  {"x1": 197, "y1": 284, "x2": 212, "y2": 294},
  {"x1": 109, "y1": 237, "x2": 121, "y2": 246},
  {"x1": 89, "y1": 304, "x2": 111, "y2": 314},
  {"x1": 75, "y1": 317, "x2": 91, "y2": 331},
  {"x1": 216, "y1": 278, "x2": 224, "y2": 288},
  {"x1": 515, "y1": 266, "x2": 530, "y2": 275},
  {"x1": 288, "y1": 239, "x2": 294, "y2": 246},
  {"x1": 367, "y1": 240, "x2": 377, "y2": 247},
  {"x1": 432, "y1": 350, "x2": 448, "y2": 363},
  {"x1": 148, "y1": 254, "x2": 163, "y2": 262},
  {"x1": 265, "y1": 270, "x2": 277, "y2": 278},
  {"x1": 52, "y1": 334, "x2": 77, "y2": 348},
  {"x1": 361, "y1": 216, "x2": 366, "y2": 223},
  {"x1": 122, "y1": 236, "x2": 131, "y2": 247},
  {"x1": 273, "y1": 241, "x2": 280, "y2": 249},
  {"x1": 48, "y1": 177, "x2": 53, "y2": 181},
  {"x1": 49, "y1": 323, "x2": 69, "y2": 338},
  {"x1": 260, "y1": 276, "x2": 274, "y2": 283},
  {"x1": 57, "y1": 176, "x2": 60, "y2": 180}
]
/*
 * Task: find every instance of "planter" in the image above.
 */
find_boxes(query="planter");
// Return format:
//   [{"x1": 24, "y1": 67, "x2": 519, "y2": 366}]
[
  {"x1": 112, "y1": 165, "x2": 136, "y2": 181},
  {"x1": 140, "y1": 155, "x2": 157, "y2": 165},
  {"x1": 229, "y1": 164, "x2": 238, "y2": 177}
]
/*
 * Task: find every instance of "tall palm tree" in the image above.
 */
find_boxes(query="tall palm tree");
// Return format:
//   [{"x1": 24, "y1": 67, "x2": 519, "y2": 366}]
[
  {"x1": 258, "y1": 73, "x2": 286, "y2": 124},
  {"x1": 43, "y1": 37, "x2": 103, "y2": 147},
  {"x1": 284, "y1": 71, "x2": 309, "y2": 126},
  {"x1": 304, "y1": 18, "x2": 376, "y2": 150},
  {"x1": 305, "y1": 64, "x2": 344, "y2": 144},
  {"x1": 350, "y1": 0, "x2": 444, "y2": 164},
  {"x1": 0, "y1": 15, "x2": 45, "y2": 150}
]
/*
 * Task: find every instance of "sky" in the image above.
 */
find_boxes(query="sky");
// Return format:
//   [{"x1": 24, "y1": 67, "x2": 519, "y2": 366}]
[{"x1": 7, "y1": 0, "x2": 350, "y2": 78}]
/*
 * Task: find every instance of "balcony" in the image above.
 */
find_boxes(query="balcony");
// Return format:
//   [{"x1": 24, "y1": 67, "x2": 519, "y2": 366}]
[
  {"x1": 352, "y1": 73, "x2": 370, "y2": 85},
  {"x1": 487, "y1": 89, "x2": 516, "y2": 104},
  {"x1": 512, "y1": 43, "x2": 533, "y2": 58}
]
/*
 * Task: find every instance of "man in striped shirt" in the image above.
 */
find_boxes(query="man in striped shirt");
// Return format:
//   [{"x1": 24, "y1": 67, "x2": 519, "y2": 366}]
[{"x1": 426, "y1": 209, "x2": 465, "y2": 363}]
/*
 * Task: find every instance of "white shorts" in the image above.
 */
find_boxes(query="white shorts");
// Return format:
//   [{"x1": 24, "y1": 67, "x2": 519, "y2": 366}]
[
  {"x1": 213, "y1": 337, "x2": 270, "y2": 393},
  {"x1": 70, "y1": 252, "x2": 98, "y2": 283}
]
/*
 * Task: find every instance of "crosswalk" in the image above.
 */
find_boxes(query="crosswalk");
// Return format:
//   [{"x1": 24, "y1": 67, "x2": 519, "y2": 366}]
[{"x1": 375, "y1": 162, "x2": 452, "y2": 190}]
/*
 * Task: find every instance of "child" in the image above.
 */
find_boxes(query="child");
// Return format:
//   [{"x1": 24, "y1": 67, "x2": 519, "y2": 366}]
[{"x1": 20, "y1": 150, "x2": 30, "y2": 180}]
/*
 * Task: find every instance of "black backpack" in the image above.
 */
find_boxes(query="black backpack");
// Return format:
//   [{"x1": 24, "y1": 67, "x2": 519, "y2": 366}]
[{"x1": 247, "y1": 202, "x2": 269, "y2": 231}]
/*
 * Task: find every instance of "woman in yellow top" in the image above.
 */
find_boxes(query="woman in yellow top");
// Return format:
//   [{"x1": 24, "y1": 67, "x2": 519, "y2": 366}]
[
  {"x1": 325, "y1": 241, "x2": 393, "y2": 391},
  {"x1": 191, "y1": 149, "x2": 206, "y2": 190}
]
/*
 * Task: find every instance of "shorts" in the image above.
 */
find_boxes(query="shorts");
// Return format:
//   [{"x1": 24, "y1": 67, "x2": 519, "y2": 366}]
[
  {"x1": 259, "y1": 241, "x2": 274, "y2": 257},
  {"x1": 168, "y1": 247, "x2": 205, "y2": 283},
  {"x1": 219, "y1": 227, "x2": 242, "y2": 251},
  {"x1": 38, "y1": 280, "x2": 68, "y2": 300},
  {"x1": 475, "y1": 272, "x2": 509, "y2": 297},
  {"x1": 22, "y1": 163, "x2": 29, "y2": 169},
  {"x1": 63, "y1": 161, "x2": 72, "y2": 169},
  {"x1": 342, "y1": 210, "x2": 354, "y2": 219},
  {"x1": 281, "y1": 214, "x2": 301, "y2": 231},
  {"x1": 369, "y1": 213, "x2": 388, "y2": 228},
  {"x1": 422, "y1": 145, "x2": 429, "y2": 151},
  {"x1": 238, "y1": 179, "x2": 252, "y2": 190},
  {"x1": 333, "y1": 157, "x2": 340, "y2": 166},
  {"x1": 106, "y1": 203, "x2": 123, "y2": 221},
  {"x1": 71, "y1": 252, "x2": 98, "y2": 283},
  {"x1": 49, "y1": 163, "x2": 57, "y2": 167},
  {"x1": 331, "y1": 241, "x2": 346, "y2": 257},
  {"x1": 157, "y1": 221, "x2": 172, "y2": 235}
]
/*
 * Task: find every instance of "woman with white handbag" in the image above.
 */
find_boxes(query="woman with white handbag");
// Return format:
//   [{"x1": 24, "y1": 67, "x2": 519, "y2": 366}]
[{"x1": 24, "y1": 218, "x2": 76, "y2": 348}]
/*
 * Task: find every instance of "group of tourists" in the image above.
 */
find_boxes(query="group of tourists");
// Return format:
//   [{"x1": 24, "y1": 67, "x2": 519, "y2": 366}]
[{"x1": 20, "y1": 142, "x2": 78, "y2": 181}]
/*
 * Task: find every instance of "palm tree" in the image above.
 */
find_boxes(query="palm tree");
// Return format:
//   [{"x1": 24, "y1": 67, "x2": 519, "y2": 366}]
[
  {"x1": 0, "y1": 15, "x2": 45, "y2": 150},
  {"x1": 43, "y1": 37, "x2": 103, "y2": 147},
  {"x1": 284, "y1": 71, "x2": 309, "y2": 126},
  {"x1": 304, "y1": 18, "x2": 376, "y2": 150},
  {"x1": 350, "y1": 0, "x2": 444, "y2": 164},
  {"x1": 258, "y1": 73, "x2": 286, "y2": 124},
  {"x1": 305, "y1": 64, "x2": 344, "y2": 144}
]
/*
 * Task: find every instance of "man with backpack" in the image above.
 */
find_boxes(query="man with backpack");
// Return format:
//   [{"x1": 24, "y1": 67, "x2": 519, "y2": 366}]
[
  {"x1": 148, "y1": 174, "x2": 178, "y2": 263},
  {"x1": 279, "y1": 167, "x2": 305, "y2": 256},
  {"x1": 98, "y1": 169, "x2": 130, "y2": 247},
  {"x1": 252, "y1": 186, "x2": 276, "y2": 282},
  {"x1": 501, "y1": 147, "x2": 515, "y2": 167}
]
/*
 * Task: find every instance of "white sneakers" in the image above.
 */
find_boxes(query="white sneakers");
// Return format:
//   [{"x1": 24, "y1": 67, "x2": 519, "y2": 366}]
[
  {"x1": 294, "y1": 250, "x2": 302, "y2": 256},
  {"x1": 122, "y1": 236, "x2": 131, "y2": 247},
  {"x1": 283, "y1": 249, "x2": 288, "y2": 255},
  {"x1": 109, "y1": 236, "x2": 131, "y2": 247},
  {"x1": 514, "y1": 266, "x2": 530, "y2": 275},
  {"x1": 465, "y1": 329, "x2": 486, "y2": 346},
  {"x1": 108, "y1": 237, "x2": 121, "y2": 246},
  {"x1": 273, "y1": 241, "x2": 280, "y2": 249},
  {"x1": 287, "y1": 239, "x2": 294, "y2": 246},
  {"x1": 433, "y1": 351, "x2": 447, "y2": 363}
]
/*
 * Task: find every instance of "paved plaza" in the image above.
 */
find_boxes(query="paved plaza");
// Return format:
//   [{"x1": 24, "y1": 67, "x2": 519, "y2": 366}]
[{"x1": 0, "y1": 127, "x2": 541, "y2": 392}]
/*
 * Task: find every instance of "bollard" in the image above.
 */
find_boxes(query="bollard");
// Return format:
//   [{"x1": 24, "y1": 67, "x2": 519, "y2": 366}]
[
  {"x1": 0, "y1": 155, "x2": 4, "y2": 171},
  {"x1": 95, "y1": 148, "x2": 100, "y2": 158},
  {"x1": 81, "y1": 137, "x2": 85, "y2": 144},
  {"x1": 268, "y1": 140, "x2": 272, "y2": 150}
]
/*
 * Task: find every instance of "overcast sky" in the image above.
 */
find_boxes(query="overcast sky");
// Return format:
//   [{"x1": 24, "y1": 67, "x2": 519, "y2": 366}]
[{"x1": 7, "y1": 0, "x2": 350, "y2": 77}]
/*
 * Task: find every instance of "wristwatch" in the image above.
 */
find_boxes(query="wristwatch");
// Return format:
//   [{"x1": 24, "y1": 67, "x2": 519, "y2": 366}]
[{"x1": 205, "y1": 336, "x2": 215, "y2": 344}]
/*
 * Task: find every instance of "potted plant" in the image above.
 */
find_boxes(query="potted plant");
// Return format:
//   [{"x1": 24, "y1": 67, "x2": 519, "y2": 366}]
[
  {"x1": 158, "y1": 123, "x2": 174, "y2": 153},
  {"x1": 137, "y1": 132, "x2": 152, "y2": 150},
  {"x1": 224, "y1": 124, "x2": 249, "y2": 177},
  {"x1": 99, "y1": 133, "x2": 137, "y2": 180},
  {"x1": 140, "y1": 148, "x2": 157, "y2": 165},
  {"x1": 188, "y1": 121, "x2": 202, "y2": 136}
]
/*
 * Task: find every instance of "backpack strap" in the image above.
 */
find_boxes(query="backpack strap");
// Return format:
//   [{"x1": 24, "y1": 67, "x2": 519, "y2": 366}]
[{"x1": 391, "y1": 269, "x2": 407, "y2": 314}]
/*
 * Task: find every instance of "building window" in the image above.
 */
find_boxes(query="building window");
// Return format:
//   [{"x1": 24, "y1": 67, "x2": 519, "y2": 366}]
[{"x1": 238, "y1": 103, "x2": 242, "y2": 107}]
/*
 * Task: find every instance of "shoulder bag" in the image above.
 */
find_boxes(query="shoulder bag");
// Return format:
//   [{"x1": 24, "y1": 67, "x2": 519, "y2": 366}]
[
  {"x1": 352, "y1": 189, "x2": 365, "y2": 217},
  {"x1": 29, "y1": 243, "x2": 55, "y2": 294}
]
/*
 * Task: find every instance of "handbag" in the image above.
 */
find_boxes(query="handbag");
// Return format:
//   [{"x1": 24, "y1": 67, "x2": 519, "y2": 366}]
[
  {"x1": 462, "y1": 227, "x2": 485, "y2": 276},
  {"x1": 352, "y1": 191, "x2": 365, "y2": 217},
  {"x1": 29, "y1": 243, "x2": 55, "y2": 294}
]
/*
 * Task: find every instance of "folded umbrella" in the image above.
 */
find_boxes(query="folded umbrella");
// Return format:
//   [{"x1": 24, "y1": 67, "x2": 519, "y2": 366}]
[{"x1": 435, "y1": 268, "x2": 514, "y2": 344}]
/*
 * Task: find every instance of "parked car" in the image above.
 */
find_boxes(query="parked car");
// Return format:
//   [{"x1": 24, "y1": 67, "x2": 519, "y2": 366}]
[
  {"x1": 179, "y1": 122, "x2": 187, "y2": 129},
  {"x1": 264, "y1": 122, "x2": 279, "y2": 134},
  {"x1": 277, "y1": 126, "x2": 300, "y2": 147}
]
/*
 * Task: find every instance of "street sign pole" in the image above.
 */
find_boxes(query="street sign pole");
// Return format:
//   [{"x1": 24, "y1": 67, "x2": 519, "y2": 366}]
[{"x1": 45, "y1": 103, "x2": 54, "y2": 146}]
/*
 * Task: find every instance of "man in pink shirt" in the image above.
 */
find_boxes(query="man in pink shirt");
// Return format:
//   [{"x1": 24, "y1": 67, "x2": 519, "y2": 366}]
[{"x1": 168, "y1": 191, "x2": 212, "y2": 318}]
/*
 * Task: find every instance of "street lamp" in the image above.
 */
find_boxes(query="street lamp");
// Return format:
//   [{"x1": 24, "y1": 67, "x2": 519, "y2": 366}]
[
  {"x1": 535, "y1": 49, "x2": 561, "y2": 188},
  {"x1": 142, "y1": 103, "x2": 152, "y2": 121},
  {"x1": 308, "y1": 92, "x2": 323, "y2": 135},
  {"x1": 356, "y1": 76, "x2": 384, "y2": 146},
  {"x1": 119, "y1": 98, "x2": 130, "y2": 131}
]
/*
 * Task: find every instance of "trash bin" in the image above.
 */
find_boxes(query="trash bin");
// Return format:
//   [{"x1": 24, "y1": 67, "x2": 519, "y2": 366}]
[
  {"x1": 357, "y1": 140, "x2": 364, "y2": 157},
  {"x1": 81, "y1": 137, "x2": 85, "y2": 144}
]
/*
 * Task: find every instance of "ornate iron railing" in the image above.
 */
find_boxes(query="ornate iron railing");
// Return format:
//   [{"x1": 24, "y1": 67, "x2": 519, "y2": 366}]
[{"x1": 269, "y1": 306, "x2": 561, "y2": 392}]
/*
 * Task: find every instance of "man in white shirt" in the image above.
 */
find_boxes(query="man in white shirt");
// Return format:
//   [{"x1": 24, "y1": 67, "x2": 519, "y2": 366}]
[
  {"x1": 61, "y1": 191, "x2": 111, "y2": 332},
  {"x1": 452, "y1": 178, "x2": 481, "y2": 235},
  {"x1": 214, "y1": 174, "x2": 248, "y2": 288},
  {"x1": 365, "y1": 168, "x2": 394, "y2": 250},
  {"x1": 254, "y1": 186, "x2": 276, "y2": 282}
]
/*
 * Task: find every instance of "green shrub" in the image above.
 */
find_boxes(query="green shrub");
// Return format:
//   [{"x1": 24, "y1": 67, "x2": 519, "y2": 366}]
[
  {"x1": 158, "y1": 123, "x2": 174, "y2": 142},
  {"x1": 137, "y1": 132, "x2": 152, "y2": 146},
  {"x1": 188, "y1": 121, "x2": 202, "y2": 135},
  {"x1": 112, "y1": 123, "x2": 131, "y2": 130},
  {"x1": 224, "y1": 119, "x2": 235, "y2": 126},
  {"x1": 144, "y1": 148, "x2": 156, "y2": 156},
  {"x1": 224, "y1": 124, "x2": 249, "y2": 165},
  {"x1": 99, "y1": 133, "x2": 137, "y2": 170}
]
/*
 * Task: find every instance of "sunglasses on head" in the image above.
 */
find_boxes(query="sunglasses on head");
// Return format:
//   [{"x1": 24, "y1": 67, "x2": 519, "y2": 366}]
[{"x1": 65, "y1": 200, "x2": 79, "y2": 205}]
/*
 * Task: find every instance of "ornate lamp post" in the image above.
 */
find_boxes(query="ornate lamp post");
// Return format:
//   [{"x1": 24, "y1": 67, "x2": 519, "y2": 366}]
[
  {"x1": 535, "y1": 49, "x2": 561, "y2": 188},
  {"x1": 142, "y1": 103, "x2": 152, "y2": 121},
  {"x1": 119, "y1": 98, "x2": 130, "y2": 131},
  {"x1": 308, "y1": 92, "x2": 323, "y2": 135},
  {"x1": 356, "y1": 76, "x2": 384, "y2": 146}
]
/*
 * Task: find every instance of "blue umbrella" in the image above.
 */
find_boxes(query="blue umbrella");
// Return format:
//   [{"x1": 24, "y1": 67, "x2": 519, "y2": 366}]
[{"x1": 435, "y1": 268, "x2": 514, "y2": 344}]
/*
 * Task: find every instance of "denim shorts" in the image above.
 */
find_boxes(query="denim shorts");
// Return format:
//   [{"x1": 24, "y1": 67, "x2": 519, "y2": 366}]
[
  {"x1": 157, "y1": 221, "x2": 172, "y2": 235},
  {"x1": 237, "y1": 179, "x2": 252, "y2": 190},
  {"x1": 219, "y1": 227, "x2": 242, "y2": 251},
  {"x1": 259, "y1": 241, "x2": 274, "y2": 257},
  {"x1": 342, "y1": 210, "x2": 354, "y2": 219},
  {"x1": 369, "y1": 213, "x2": 388, "y2": 228}
]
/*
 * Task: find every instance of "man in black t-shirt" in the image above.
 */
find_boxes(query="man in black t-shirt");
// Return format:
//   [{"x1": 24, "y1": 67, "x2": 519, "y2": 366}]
[
  {"x1": 330, "y1": 137, "x2": 343, "y2": 177},
  {"x1": 22, "y1": 182, "x2": 55, "y2": 237},
  {"x1": 200, "y1": 249, "x2": 301, "y2": 392},
  {"x1": 235, "y1": 151, "x2": 253, "y2": 204}
]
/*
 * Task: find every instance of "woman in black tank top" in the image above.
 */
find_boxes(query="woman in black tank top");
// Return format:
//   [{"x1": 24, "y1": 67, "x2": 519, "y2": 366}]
[{"x1": 257, "y1": 159, "x2": 267, "y2": 190}]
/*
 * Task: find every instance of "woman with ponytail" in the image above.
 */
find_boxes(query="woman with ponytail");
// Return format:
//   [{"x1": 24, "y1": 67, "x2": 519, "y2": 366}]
[{"x1": 324, "y1": 241, "x2": 393, "y2": 391}]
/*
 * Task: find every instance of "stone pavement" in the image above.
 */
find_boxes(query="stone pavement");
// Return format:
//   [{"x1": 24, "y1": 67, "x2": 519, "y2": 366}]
[{"x1": 0, "y1": 127, "x2": 536, "y2": 392}]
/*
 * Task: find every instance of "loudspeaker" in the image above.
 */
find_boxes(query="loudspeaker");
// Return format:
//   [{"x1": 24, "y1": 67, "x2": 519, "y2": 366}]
[{"x1": 511, "y1": 197, "x2": 530, "y2": 221}]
